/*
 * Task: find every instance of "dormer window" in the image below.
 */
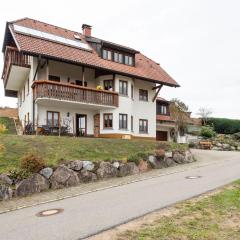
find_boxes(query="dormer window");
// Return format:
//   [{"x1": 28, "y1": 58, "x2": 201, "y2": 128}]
[
  {"x1": 125, "y1": 55, "x2": 133, "y2": 66},
  {"x1": 102, "y1": 49, "x2": 112, "y2": 60},
  {"x1": 114, "y1": 52, "x2": 123, "y2": 63},
  {"x1": 102, "y1": 48, "x2": 134, "y2": 66}
]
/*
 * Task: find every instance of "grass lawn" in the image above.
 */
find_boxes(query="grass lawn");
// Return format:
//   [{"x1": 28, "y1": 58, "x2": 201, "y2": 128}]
[
  {"x1": 0, "y1": 117, "x2": 16, "y2": 134},
  {"x1": 0, "y1": 135, "x2": 187, "y2": 173},
  {"x1": 117, "y1": 180, "x2": 240, "y2": 240}
]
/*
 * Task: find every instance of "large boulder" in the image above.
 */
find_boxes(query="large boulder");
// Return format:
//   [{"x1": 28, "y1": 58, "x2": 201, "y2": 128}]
[
  {"x1": 82, "y1": 161, "x2": 95, "y2": 171},
  {"x1": 50, "y1": 166, "x2": 79, "y2": 189},
  {"x1": 16, "y1": 173, "x2": 49, "y2": 197},
  {"x1": 118, "y1": 162, "x2": 139, "y2": 177},
  {"x1": 78, "y1": 169, "x2": 97, "y2": 183},
  {"x1": 113, "y1": 161, "x2": 120, "y2": 169},
  {"x1": 173, "y1": 152, "x2": 185, "y2": 164},
  {"x1": 39, "y1": 167, "x2": 53, "y2": 179},
  {"x1": 148, "y1": 155, "x2": 166, "y2": 169},
  {"x1": 165, "y1": 152, "x2": 173, "y2": 158},
  {"x1": 184, "y1": 151, "x2": 196, "y2": 163},
  {"x1": 222, "y1": 144, "x2": 230, "y2": 150},
  {"x1": 230, "y1": 146, "x2": 236, "y2": 151},
  {"x1": 0, "y1": 174, "x2": 13, "y2": 185},
  {"x1": 138, "y1": 160, "x2": 149, "y2": 172},
  {"x1": 96, "y1": 162, "x2": 118, "y2": 179},
  {"x1": 164, "y1": 157, "x2": 177, "y2": 167},
  {"x1": 0, "y1": 184, "x2": 13, "y2": 200},
  {"x1": 66, "y1": 160, "x2": 83, "y2": 171},
  {"x1": 216, "y1": 142, "x2": 222, "y2": 148}
]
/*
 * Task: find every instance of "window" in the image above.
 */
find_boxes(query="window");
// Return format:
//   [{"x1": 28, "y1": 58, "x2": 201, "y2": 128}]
[
  {"x1": 104, "y1": 80, "x2": 113, "y2": 91},
  {"x1": 103, "y1": 113, "x2": 113, "y2": 128},
  {"x1": 139, "y1": 119, "x2": 148, "y2": 133},
  {"x1": 75, "y1": 80, "x2": 87, "y2": 87},
  {"x1": 125, "y1": 55, "x2": 133, "y2": 66},
  {"x1": 139, "y1": 89, "x2": 148, "y2": 101},
  {"x1": 114, "y1": 52, "x2": 123, "y2": 63},
  {"x1": 119, "y1": 80, "x2": 128, "y2": 96},
  {"x1": 119, "y1": 53, "x2": 123, "y2": 63},
  {"x1": 102, "y1": 49, "x2": 112, "y2": 60},
  {"x1": 156, "y1": 104, "x2": 168, "y2": 115},
  {"x1": 131, "y1": 84, "x2": 134, "y2": 99},
  {"x1": 114, "y1": 52, "x2": 118, "y2": 62},
  {"x1": 49, "y1": 75, "x2": 60, "y2": 82},
  {"x1": 131, "y1": 116, "x2": 133, "y2": 132},
  {"x1": 119, "y1": 114, "x2": 128, "y2": 129},
  {"x1": 47, "y1": 111, "x2": 60, "y2": 127},
  {"x1": 161, "y1": 105, "x2": 167, "y2": 115}
]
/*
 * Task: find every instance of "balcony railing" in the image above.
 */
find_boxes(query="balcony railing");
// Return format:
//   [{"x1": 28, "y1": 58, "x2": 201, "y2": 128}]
[
  {"x1": 2, "y1": 46, "x2": 30, "y2": 83},
  {"x1": 32, "y1": 80, "x2": 119, "y2": 107}
]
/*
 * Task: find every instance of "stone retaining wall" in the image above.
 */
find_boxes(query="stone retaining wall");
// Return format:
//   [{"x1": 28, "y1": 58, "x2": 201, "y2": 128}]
[{"x1": 0, "y1": 150, "x2": 195, "y2": 201}]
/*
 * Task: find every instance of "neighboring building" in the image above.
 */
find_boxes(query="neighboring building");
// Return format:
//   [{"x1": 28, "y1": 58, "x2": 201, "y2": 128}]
[
  {"x1": 1, "y1": 18, "x2": 179, "y2": 139},
  {"x1": 156, "y1": 97, "x2": 202, "y2": 141}
]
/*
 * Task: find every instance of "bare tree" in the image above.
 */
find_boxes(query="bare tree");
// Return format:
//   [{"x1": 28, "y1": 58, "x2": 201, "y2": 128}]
[
  {"x1": 197, "y1": 107, "x2": 212, "y2": 125},
  {"x1": 170, "y1": 98, "x2": 189, "y2": 142}
]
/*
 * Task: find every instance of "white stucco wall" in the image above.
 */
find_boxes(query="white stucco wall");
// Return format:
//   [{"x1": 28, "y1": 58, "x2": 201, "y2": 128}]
[
  {"x1": 18, "y1": 56, "x2": 37, "y2": 127},
  {"x1": 37, "y1": 104, "x2": 96, "y2": 135},
  {"x1": 17, "y1": 59, "x2": 157, "y2": 138}
]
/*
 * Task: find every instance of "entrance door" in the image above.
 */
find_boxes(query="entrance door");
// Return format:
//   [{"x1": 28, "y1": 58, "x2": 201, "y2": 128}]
[
  {"x1": 156, "y1": 131, "x2": 168, "y2": 141},
  {"x1": 94, "y1": 114, "x2": 100, "y2": 137},
  {"x1": 76, "y1": 114, "x2": 87, "y2": 137}
]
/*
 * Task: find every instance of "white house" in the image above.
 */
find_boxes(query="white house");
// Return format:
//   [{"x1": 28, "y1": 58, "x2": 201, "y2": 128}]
[{"x1": 1, "y1": 18, "x2": 179, "y2": 139}]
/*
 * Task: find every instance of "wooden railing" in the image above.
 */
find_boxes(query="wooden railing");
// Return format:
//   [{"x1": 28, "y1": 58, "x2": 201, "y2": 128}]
[
  {"x1": 32, "y1": 80, "x2": 119, "y2": 107},
  {"x1": 2, "y1": 46, "x2": 30, "y2": 83}
]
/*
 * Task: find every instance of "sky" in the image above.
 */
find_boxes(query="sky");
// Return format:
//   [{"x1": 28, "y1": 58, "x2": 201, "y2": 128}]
[{"x1": 0, "y1": 0, "x2": 239, "y2": 119}]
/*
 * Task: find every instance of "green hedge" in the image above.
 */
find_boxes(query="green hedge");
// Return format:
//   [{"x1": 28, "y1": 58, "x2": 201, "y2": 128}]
[{"x1": 207, "y1": 118, "x2": 240, "y2": 134}]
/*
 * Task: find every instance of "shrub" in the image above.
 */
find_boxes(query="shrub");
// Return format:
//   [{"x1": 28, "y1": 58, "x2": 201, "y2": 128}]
[
  {"x1": 0, "y1": 123, "x2": 7, "y2": 134},
  {"x1": 9, "y1": 168, "x2": 32, "y2": 181},
  {"x1": 207, "y1": 118, "x2": 240, "y2": 134},
  {"x1": 128, "y1": 152, "x2": 149, "y2": 165},
  {"x1": 20, "y1": 153, "x2": 46, "y2": 173},
  {"x1": 233, "y1": 132, "x2": 240, "y2": 140},
  {"x1": 188, "y1": 142, "x2": 196, "y2": 148},
  {"x1": 200, "y1": 126, "x2": 216, "y2": 138},
  {"x1": 156, "y1": 142, "x2": 170, "y2": 150},
  {"x1": 155, "y1": 149, "x2": 165, "y2": 160}
]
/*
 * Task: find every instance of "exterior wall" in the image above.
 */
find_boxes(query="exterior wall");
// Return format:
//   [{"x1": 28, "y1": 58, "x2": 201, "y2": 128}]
[
  {"x1": 156, "y1": 124, "x2": 173, "y2": 141},
  {"x1": 38, "y1": 60, "x2": 96, "y2": 87},
  {"x1": 18, "y1": 56, "x2": 37, "y2": 128},
  {"x1": 37, "y1": 104, "x2": 96, "y2": 135},
  {"x1": 98, "y1": 75, "x2": 156, "y2": 138},
  {"x1": 16, "y1": 58, "x2": 157, "y2": 139}
]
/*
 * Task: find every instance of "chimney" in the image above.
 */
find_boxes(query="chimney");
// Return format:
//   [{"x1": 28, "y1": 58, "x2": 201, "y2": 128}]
[{"x1": 82, "y1": 24, "x2": 92, "y2": 36}]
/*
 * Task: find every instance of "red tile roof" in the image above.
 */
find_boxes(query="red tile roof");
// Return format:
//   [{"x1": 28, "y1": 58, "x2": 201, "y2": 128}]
[{"x1": 5, "y1": 18, "x2": 179, "y2": 87}]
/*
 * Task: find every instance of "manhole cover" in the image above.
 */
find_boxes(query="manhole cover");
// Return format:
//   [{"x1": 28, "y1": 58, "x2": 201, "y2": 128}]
[
  {"x1": 185, "y1": 176, "x2": 202, "y2": 179},
  {"x1": 36, "y1": 208, "x2": 64, "y2": 217}
]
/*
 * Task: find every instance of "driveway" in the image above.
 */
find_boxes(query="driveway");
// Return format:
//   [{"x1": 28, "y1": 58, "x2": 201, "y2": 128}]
[{"x1": 0, "y1": 150, "x2": 240, "y2": 240}]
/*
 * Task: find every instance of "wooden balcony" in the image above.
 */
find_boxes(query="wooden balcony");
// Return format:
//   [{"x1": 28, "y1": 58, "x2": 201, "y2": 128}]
[
  {"x1": 2, "y1": 46, "x2": 30, "y2": 86},
  {"x1": 32, "y1": 80, "x2": 119, "y2": 107}
]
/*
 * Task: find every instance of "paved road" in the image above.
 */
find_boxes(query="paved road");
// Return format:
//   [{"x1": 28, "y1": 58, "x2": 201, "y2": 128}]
[{"x1": 0, "y1": 150, "x2": 240, "y2": 240}]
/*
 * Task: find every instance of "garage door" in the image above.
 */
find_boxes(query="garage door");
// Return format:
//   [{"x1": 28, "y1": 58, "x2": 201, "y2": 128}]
[{"x1": 156, "y1": 131, "x2": 168, "y2": 141}]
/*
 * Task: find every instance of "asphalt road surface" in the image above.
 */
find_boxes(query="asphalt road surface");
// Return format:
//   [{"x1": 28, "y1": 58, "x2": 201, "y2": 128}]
[{"x1": 0, "y1": 150, "x2": 240, "y2": 240}]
